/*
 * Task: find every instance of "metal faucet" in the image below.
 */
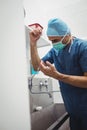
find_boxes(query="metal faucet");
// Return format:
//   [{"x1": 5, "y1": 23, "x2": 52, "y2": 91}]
[
  {"x1": 44, "y1": 79, "x2": 48, "y2": 91},
  {"x1": 28, "y1": 75, "x2": 60, "y2": 98},
  {"x1": 39, "y1": 81, "x2": 44, "y2": 90}
]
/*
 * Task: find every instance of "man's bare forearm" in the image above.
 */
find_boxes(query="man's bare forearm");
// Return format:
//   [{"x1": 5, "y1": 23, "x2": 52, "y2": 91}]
[
  {"x1": 55, "y1": 71, "x2": 87, "y2": 88},
  {"x1": 30, "y1": 42, "x2": 41, "y2": 71}
]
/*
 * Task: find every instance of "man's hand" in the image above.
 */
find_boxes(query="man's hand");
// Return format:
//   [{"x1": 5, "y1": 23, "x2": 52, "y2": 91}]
[
  {"x1": 39, "y1": 61, "x2": 87, "y2": 88},
  {"x1": 29, "y1": 29, "x2": 42, "y2": 46},
  {"x1": 39, "y1": 60, "x2": 61, "y2": 79}
]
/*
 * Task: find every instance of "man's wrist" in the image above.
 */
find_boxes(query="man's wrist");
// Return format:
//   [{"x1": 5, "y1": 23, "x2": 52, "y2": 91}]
[
  {"x1": 55, "y1": 71, "x2": 68, "y2": 81},
  {"x1": 30, "y1": 42, "x2": 37, "y2": 48}
]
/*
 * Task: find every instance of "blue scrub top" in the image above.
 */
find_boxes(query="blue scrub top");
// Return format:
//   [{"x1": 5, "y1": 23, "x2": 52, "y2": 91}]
[{"x1": 42, "y1": 37, "x2": 87, "y2": 116}]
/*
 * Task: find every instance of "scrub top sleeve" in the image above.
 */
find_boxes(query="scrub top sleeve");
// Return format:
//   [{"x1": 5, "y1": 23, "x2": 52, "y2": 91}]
[
  {"x1": 79, "y1": 42, "x2": 87, "y2": 72},
  {"x1": 41, "y1": 48, "x2": 54, "y2": 64}
]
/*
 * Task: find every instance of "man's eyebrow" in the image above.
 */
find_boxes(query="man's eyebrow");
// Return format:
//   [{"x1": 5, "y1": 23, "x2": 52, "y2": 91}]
[{"x1": 51, "y1": 39, "x2": 60, "y2": 43}]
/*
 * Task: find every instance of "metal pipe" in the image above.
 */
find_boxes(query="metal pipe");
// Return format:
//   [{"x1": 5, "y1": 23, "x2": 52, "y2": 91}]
[{"x1": 28, "y1": 74, "x2": 60, "y2": 98}]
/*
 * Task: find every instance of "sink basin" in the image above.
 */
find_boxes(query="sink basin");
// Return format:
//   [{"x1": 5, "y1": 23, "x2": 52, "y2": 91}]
[{"x1": 31, "y1": 103, "x2": 70, "y2": 130}]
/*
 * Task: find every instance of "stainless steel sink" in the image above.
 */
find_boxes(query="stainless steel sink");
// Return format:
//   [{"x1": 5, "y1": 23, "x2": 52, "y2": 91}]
[{"x1": 31, "y1": 103, "x2": 70, "y2": 130}]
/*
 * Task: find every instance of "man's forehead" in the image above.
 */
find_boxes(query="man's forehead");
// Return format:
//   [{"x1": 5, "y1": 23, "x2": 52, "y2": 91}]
[{"x1": 48, "y1": 36, "x2": 63, "y2": 40}]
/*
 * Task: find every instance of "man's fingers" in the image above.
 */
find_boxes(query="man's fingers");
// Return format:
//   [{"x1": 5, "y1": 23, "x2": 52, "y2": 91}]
[
  {"x1": 39, "y1": 61, "x2": 46, "y2": 69},
  {"x1": 46, "y1": 61, "x2": 55, "y2": 70},
  {"x1": 46, "y1": 61, "x2": 52, "y2": 66}
]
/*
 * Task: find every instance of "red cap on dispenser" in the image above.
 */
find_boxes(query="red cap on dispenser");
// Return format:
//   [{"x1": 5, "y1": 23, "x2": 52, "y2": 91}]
[{"x1": 28, "y1": 23, "x2": 43, "y2": 30}]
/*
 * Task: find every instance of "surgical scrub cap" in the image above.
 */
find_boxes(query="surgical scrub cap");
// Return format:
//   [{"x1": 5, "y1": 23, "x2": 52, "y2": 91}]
[{"x1": 47, "y1": 18, "x2": 71, "y2": 36}]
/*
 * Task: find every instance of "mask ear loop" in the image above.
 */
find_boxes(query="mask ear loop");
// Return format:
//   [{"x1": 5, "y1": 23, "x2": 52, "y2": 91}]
[
  {"x1": 61, "y1": 29, "x2": 70, "y2": 42},
  {"x1": 68, "y1": 37, "x2": 73, "y2": 53},
  {"x1": 62, "y1": 29, "x2": 73, "y2": 53}
]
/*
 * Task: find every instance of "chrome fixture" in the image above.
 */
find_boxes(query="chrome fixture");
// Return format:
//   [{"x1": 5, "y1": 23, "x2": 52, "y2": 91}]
[
  {"x1": 44, "y1": 79, "x2": 48, "y2": 91},
  {"x1": 28, "y1": 74, "x2": 60, "y2": 98}
]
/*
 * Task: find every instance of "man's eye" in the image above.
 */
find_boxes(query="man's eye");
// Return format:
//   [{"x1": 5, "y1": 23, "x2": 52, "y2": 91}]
[{"x1": 52, "y1": 39, "x2": 58, "y2": 43}]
